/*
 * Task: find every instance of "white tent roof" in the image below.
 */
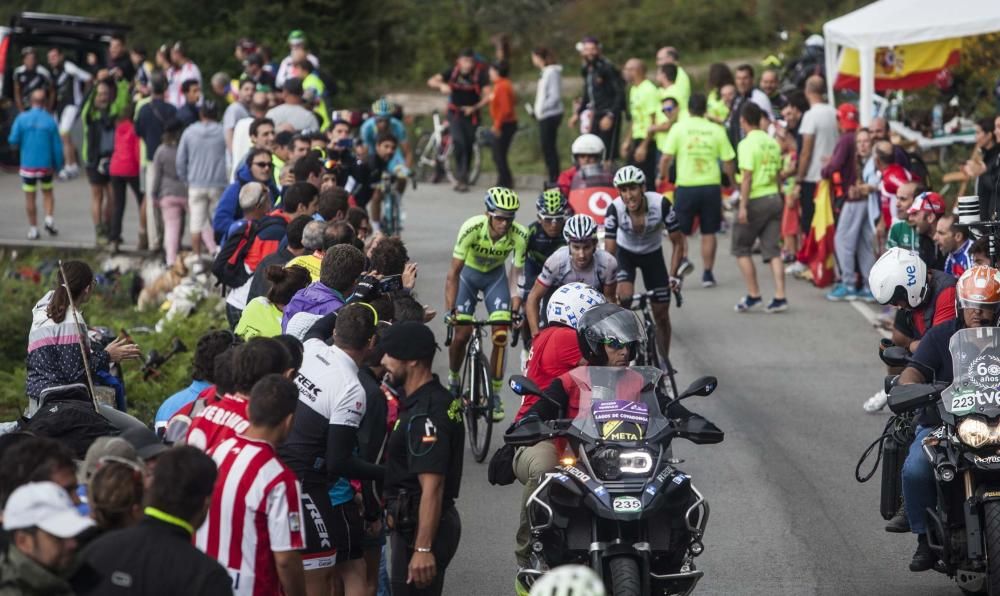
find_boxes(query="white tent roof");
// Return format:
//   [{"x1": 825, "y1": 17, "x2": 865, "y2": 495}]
[
  {"x1": 824, "y1": 0, "x2": 1000, "y2": 48},
  {"x1": 822, "y1": 0, "x2": 1000, "y2": 124}
]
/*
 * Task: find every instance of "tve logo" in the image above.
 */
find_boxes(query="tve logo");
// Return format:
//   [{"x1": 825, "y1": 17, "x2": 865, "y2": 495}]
[{"x1": 906, "y1": 265, "x2": 917, "y2": 286}]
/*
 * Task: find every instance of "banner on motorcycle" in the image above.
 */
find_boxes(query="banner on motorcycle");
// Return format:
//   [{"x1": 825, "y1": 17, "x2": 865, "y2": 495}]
[{"x1": 568, "y1": 186, "x2": 616, "y2": 226}]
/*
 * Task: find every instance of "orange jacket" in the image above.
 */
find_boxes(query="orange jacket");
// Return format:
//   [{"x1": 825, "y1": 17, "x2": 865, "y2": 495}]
[{"x1": 490, "y1": 77, "x2": 517, "y2": 133}]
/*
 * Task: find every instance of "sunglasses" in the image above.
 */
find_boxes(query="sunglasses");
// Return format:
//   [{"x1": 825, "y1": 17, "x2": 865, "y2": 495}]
[
  {"x1": 490, "y1": 214, "x2": 515, "y2": 223},
  {"x1": 540, "y1": 216, "x2": 565, "y2": 224},
  {"x1": 252, "y1": 161, "x2": 272, "y2": 168},
  {"x1": 597, "y1": 337, "x2": 629, "y2": 349}
]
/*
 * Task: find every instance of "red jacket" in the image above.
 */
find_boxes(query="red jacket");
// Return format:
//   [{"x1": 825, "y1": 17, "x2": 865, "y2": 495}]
[{"x1": 109, "y1": 119, "x2": 140, "y2": 177}]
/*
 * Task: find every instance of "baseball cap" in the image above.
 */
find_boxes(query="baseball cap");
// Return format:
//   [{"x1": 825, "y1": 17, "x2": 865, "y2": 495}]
[
  {"x1": 378, "y1": 321, "x2": 439, "y2": 361},
  {"x1": 837, "y1": 103, "x2": 859, "y2": 131},
  {"x1": 908, "y1": 191, "x2": 946, "y2": 215},
  {"x1": 288, "y1": 30, "x2": 306, "y2": 45},
  {"x1": 80, "y1": 436, "x2": 141, "y2": 485},
  {"x1": 3, "y1": 482, "x2": 95, "y2": 538},
  {"x1": 120, "y1": 426, "x2": 169, "y2": 461}
]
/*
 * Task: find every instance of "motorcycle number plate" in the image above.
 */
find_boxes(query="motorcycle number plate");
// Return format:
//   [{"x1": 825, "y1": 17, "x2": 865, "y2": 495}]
[
  {"x1": 612, "y1": 496, "x2": 643, "y2": 513},
  {"x1": 952, "y1": 393, "x2": 976, "y2": 412}
]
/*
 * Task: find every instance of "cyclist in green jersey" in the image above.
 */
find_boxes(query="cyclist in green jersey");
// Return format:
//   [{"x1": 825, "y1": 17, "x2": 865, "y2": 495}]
[{"x1": 446, "y1": 187, "x2": 529, "y2": 421}]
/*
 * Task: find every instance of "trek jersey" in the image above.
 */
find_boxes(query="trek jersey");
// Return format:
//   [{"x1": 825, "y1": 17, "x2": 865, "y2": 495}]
[
  {"x1": 536, "y1": 246, "x2": 618, "y2": 289},
  {"x1": 526, "y1": 221, "x2": 566, "y2": 268},
  {"x1": 279, "y1": 340, "x2": 367, "y2": 489},
  {"x1": 604, "y1": 192, "x2": 680, "y2": 255},
  {"x1": 453, "y1": 214, "x2": 529, "y2": 273},
  {"x1": 660, "y1": 116, "x2": 735, "y2": 187}
]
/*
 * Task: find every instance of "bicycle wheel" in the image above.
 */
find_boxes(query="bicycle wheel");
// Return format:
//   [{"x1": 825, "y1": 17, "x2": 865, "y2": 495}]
[
  {"x1": 466, "y1": 353, "x2": 493, "y2": 462},
  {"x1": 468, "y1": 141, "x2": 482, "y2": 185},
  {"x1": 414, "y1": 132, "x2": 437, "y2": 183},
  {"x1": 382, "y1": 191, "x2": 401, "y2": 236}
]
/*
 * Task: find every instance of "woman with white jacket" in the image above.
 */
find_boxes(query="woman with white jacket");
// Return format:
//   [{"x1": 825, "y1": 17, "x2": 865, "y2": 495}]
[{"x1": 532, "y1": 47, "x2": 563, "y2": 184}]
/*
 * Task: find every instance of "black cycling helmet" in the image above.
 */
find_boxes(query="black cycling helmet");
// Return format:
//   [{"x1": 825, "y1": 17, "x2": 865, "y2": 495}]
[{"x1": 577, "y1": 304, "x2": 646, "y2": 365}]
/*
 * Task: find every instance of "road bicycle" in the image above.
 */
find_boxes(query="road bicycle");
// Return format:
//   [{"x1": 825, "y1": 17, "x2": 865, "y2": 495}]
[
  {"x1": 377, "y1": 168, "x2": 414, "y2": 237},
  {"x1": 445, "y1": 316, "x2": 515, "y2": 462},
  {"x1": 627, "y1": 288, "x2": 682, "y2": 400},
  {"x1": 414, "y1": 111, "x2": 482, "y2": 186}
]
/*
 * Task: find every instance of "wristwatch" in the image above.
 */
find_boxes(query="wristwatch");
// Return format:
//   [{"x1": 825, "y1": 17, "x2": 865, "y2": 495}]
[{"x1": 415, "y1": 546, "x2": 432, "y2": 553}]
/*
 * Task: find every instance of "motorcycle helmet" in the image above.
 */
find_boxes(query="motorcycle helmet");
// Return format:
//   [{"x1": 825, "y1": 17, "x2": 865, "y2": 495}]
[
  {"x1": 613, "y1": 165, "x2": 646, "y2": 188},
  {"x1": 571, "y1": 134, "x2": 605, "y2": 157},
  {"x1": 577, "y1": 304, "x2": 646, "y2": 365},
  {"x1": 546, "y1": 283, "x2": 606, "y2": 329},
  {"x1": 562, "y1": 214, "x2": 598, "y2": 243},
  {"x1": 868, "y1": 248, "x2": 928, "y2": 309},
  {"x1": 536, "y1": 187, "x2": 568, "y2": 217},
  {"x1": 956, "y1": 265, "x2": 1000, "y2": 326},
  {"x1": 484, "y1": 186, "x2": 520, "y2": 215},
  {"x1": 528, "y1": 564, "x2": 606, "y2": 596}
]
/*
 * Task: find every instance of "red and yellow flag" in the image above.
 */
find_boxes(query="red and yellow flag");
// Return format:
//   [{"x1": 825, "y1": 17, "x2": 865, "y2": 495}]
[
  {"x1": 796, "y1": 180, "x2": 836, "y2": 288},
  {"x1": 835, "y1": 38, "x2": 961, "y2": 92}
]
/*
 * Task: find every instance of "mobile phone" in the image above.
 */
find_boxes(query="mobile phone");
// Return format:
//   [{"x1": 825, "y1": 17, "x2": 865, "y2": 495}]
[{"x1": 379, "y1": 275, "x2": 403, "y2": 293}]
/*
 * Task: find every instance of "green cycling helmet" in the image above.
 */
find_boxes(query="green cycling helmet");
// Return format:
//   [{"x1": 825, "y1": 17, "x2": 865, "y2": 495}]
[
  {"x1": 536, "y1": 188, "x2": 568, "y2": 216},
  {"x1": 484, "y1": 186, "x2": 520, "y2": 214}
]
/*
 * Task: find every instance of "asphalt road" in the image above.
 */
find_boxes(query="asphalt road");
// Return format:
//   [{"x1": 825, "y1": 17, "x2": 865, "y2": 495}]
[{"x1": 0, "y1": 173, "x2": 955, "y2": 595}]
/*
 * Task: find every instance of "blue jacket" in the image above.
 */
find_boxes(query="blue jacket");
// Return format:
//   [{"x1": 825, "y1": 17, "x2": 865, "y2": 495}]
[
  {"x1": 8, "y1": 108, "x2": 63, "y2": 171},
  {"x1": 212, "y1": 162, "x2": 281, "y2": 242}
]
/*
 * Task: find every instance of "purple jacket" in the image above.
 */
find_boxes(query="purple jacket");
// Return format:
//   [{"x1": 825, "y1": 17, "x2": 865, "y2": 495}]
[
  {"x1": 280, "y1": 282, "x2": 346, "y2": 333},
  {"x1": 821, "y1": 131, "x2": 857, "y2": 197}
]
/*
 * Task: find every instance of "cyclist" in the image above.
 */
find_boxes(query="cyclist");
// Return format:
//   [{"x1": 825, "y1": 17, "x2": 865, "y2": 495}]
[
  {"x1": 360, "y1": 98, "x2": 413, "y2": 175},
  {"x1": 446, "y1": 187, "x2": 528, "y2": 421},
  {"x1": 605, "y1": 165, "x2": 684, "y2": 362},
  {"x1": 47, "y1": 47, "x2": 92, "y2": 180},
  {"x1": 354, "y1": 132, "x2": 402, "y2": 234},
  {"x1": 520, "y1": 188, "x2": 569, "y2": 304},
  {"x1": 525, "y1": 214, "x2": 618, "y2": 338}
]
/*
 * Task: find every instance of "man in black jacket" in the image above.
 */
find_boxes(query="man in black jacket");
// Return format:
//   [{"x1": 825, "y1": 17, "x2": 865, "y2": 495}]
[
  {"x1": 79, "y1": 446, "x2": 231, "y2": 596},
  {"x1": 568, "y1": 37, "x2": 625, "y2": 162}
]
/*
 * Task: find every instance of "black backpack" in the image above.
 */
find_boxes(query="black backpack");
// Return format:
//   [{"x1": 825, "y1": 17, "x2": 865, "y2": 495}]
[{"x1": 211, "y1": 217, "x2": 285, "y2": 288}]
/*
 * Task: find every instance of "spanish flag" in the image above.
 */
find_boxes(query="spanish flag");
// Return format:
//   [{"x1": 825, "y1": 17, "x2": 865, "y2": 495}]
[
  {"x1": 796, "y1": 180, "x2": 835, "y2": 288},
  {"x1": 835, "y1": 38, "x2": 962, "y2": 91}
]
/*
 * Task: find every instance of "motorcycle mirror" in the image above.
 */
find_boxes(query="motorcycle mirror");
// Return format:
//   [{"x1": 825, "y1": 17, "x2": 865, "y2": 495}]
[
  {"x1": 677, "y1": 376, "x2": 718, "y2": 401},
  {"x1": 880, "y1": 346, "x2": 910, "y2": 368},
  {"x1": 510, "y1": 375, "x2": 544, "y2": 399}
]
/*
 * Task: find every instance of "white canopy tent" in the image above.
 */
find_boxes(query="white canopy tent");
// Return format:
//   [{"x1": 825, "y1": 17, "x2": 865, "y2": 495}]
[{"x1": 823, "y1": 0, "x2": 1000, "y2": 124}]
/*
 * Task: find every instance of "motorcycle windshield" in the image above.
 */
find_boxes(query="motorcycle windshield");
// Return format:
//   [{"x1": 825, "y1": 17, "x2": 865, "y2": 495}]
[
  {"x1": 944, "y1": 327, "x2": 1000, "y2": 417},
  {"x1": 566, "y1": 366, "x2": 670, "y2": 442}
]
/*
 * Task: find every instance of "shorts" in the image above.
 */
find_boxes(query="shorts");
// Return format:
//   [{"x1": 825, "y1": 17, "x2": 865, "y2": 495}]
[
  {"x1": 19, "y1": 168, "x2": 53, "y2": 192},
  {"x1": 301, "y1": 486, "x2": 338, "y2": 570},
  {"x1": 731, "y1": 195, "x2": 783, "y2": 261},
  {"x1": 456, "y1": 265, "x2": 512, "y2": 323},
  {"x1": 189, "y1": 186, "x2": 223, "y2": 234},
  {"x1": 86, "y1": 165, "x2": 110, "y2": 186},
  {"x1": 614, "y1": 247, "x2": 671, "y2": 303},
  {"x1": 58, "y1": 105, "x2": 79, "y2": 134},
  {"x1": 673, "y1": 184, "x2": 722, "y2": 235},
  {"x1": 330, "y1": 501, "x2": 365, "y2": 561}
]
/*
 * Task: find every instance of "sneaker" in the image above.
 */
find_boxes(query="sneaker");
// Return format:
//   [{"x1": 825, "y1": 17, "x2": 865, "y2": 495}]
[
  {"x1": 44, "y1": 217, "x2": 57, "y2": 236},
  {"x1": 702, "y1": 270, "x2": 716, "y2": 288},
  {"x1": 677, "y1": 258, "x2": 695, "y2": 278},
  {"x1": 825, "y1": 283, "x2": 855, "y2": 302},
  {"x1": 782, "y1": 251, "x2": 796, "y2": 264},
  {"x1": 27, "y1": 227, "x2": 40, "y2": 240},
  {"x1": 57, "y1": 168, "x2": 70, "y2": 181},
  {"x1": 863, "y1": 389, "x2": 888, "y2": 413},
  {"x1": 765, "y1": 298, "x2": 789, "y2": 313},
  {"x1": 785, "y1": 261, "x2": 807, "y2": 275},
  {"x1": 885, "y1": 503, "x2": 910, "y2": 533},
  {"x1": 734, "y1": 295, "x2": 762, "y2": 313},
  {"x1": 66, "y1": 164, "x2": 79, "y2": 178},
  {"x1": 910, "y1": 535, "x2": 935, "y2": 572},
  {"x1": 856, "y1": 288, "x2": 876, "y2": 303},
  {"x1": 492, "y1": 396, "x2": 505, "y2": 422}
]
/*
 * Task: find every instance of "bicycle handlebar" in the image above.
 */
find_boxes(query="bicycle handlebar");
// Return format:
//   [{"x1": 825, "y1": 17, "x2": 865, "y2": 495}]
[{"x1": 628, "y1": 287, "x2": 683, "y2": 309}]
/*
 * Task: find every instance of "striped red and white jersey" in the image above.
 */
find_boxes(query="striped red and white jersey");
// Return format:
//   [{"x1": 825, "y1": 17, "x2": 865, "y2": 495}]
[
  {"x1": 187, "y1": 393, "x2": 250, "y2": 452},
  {"x1": 196, "y1": 434, "x2": 306, "y2": 596}
]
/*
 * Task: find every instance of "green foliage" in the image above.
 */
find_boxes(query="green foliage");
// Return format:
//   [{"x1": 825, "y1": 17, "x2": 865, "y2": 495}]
[{"x1": 0, "y1": 248, "x2": 225, "y2": 424}]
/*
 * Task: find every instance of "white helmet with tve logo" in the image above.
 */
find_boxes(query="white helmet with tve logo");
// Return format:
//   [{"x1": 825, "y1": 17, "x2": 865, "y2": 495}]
[{"x1": 868, "y1": 247, "x2": 928, "y2": 308}]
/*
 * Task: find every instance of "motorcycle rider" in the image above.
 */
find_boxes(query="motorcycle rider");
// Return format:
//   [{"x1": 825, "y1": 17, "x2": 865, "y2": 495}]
[{"x1": 897, "y1": 265, "x2": 1000, "y2": 571}]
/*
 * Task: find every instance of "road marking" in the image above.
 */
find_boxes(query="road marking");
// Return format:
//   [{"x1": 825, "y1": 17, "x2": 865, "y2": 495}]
[{"x1": 849, "y1": 300, "x2": 892, "y2": 339}]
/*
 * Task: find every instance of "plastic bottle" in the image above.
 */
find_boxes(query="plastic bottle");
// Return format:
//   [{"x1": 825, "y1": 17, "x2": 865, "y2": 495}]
[{"x1": 932, "y1": 104, "x2": 944, "y2": 136}]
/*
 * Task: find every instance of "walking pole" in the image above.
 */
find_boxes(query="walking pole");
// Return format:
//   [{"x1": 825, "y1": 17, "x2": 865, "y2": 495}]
[{"x1": 58, "y1": 260, "x2": 100, "y2": 412}]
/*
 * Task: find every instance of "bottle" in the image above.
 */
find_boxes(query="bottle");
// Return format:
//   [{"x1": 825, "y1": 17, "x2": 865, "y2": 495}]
[{"x1": 932, "y1": 104, "x2": 944, "y2": 136}]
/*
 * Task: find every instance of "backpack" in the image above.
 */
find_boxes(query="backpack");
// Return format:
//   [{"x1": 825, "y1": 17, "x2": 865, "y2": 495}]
[{"x1": 212, "y1": 216, "x2": 286, "y2": 288}]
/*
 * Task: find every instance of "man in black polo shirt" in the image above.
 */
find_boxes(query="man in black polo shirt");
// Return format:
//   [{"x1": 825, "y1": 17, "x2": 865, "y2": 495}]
[
  {"x1": 427, "y1": 49, "x2": 491, "y2": 192},
  {"x1": 380, "y1": 321, "x2": 463, "y2": 596}
]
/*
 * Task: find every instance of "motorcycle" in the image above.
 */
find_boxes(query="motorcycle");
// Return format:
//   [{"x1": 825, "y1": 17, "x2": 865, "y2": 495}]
[
  {"x1": 884, "y1": 327, "x2": 1000, "y2": 594},
  {"x1": 505, "y1": 366, "x2": 723, "y2": 596}
]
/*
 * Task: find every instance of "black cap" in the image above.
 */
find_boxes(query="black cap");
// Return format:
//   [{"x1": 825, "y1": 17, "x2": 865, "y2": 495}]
[
  {"x1": 120, "y1": 426, "x2": 169, "y2": 461},
  {"x1": 283, "y1": 77, "x2": 304, "y2": 96},
  {"x1": 378, "y1": 321, "x2": 438, "y2": 361}
]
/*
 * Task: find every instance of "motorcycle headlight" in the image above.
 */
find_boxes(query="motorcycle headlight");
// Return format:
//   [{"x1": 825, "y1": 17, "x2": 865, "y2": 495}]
[
  {"x1": 590, "y1": 448, "x2": 653, "y2": 480},
  {"x1": 958, "y1": 416, "x2": 993, "y2": 449},
  {"x1": 619, "y1": 450, "x2": 653, "y2": 474}
]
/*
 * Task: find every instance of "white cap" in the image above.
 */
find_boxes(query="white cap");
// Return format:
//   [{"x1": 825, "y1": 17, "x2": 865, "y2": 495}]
[{"x1": 3, "y1": 482, "x2": 95, "y2": 538}]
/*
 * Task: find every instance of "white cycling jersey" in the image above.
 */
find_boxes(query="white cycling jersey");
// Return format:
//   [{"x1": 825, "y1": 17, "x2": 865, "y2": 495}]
[
  {"x1": 536, "y1": 246, "x2": 617, "y2": 289},
  {"x1": 603, "y1": 191, "x2": 679, "y2": 255}
]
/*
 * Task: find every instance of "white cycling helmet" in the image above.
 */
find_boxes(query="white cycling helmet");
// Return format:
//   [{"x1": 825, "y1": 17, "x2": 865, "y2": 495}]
[
  {"x1": 869, "y1": 247, "x2": 928, "y2": 308},
  {"x1": 563, "y1": 214, "x2": 598, "y2": 242},
  {"x1": 571, "y1": 133, "x2": 605, "y2": 156},
  {"x1": 546, "y1": 282, "x2": 606, "y2": 329},
  {"x1": 529, "y1": 564, "x2": 606, "y2": 596},
  {"x1": 613, "y1": 165, "x2": 645, "y2": 188}
]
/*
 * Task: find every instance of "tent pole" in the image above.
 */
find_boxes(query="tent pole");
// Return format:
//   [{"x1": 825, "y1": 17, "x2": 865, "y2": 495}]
[
  {"x1": 858, "y1": 44, "x2": 876, "y2": 126},
  {"x1": 824, "y1": 39, "x2": 838, "y2": 106}
]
